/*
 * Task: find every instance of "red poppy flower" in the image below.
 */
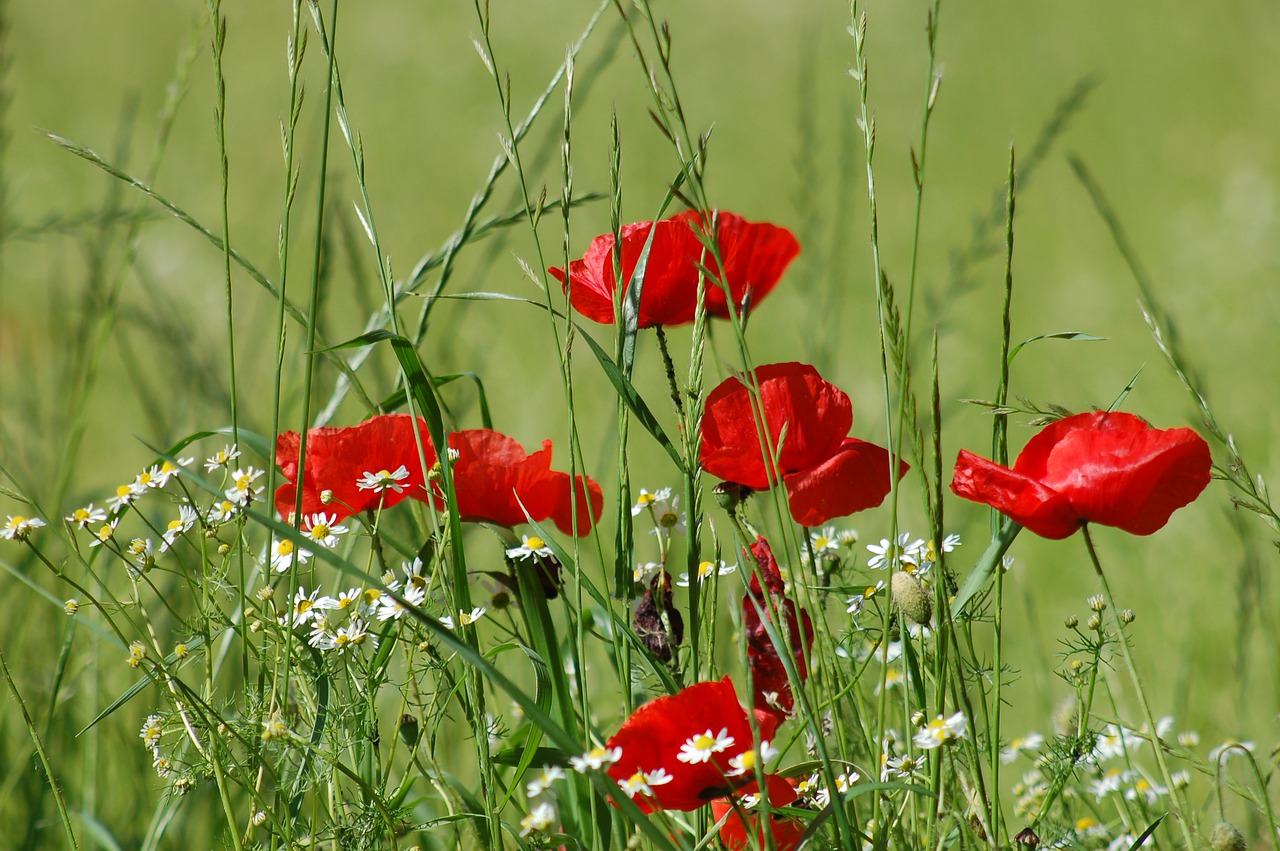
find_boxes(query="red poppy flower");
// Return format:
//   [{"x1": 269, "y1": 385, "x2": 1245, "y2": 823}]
[
  {"x1": 700, "y1": 362, "x2": 908, "y2": 526},
  {"x1": 743, "y1": 538, "x2": 814, "y2": 721},
  {"x1": 605, "y1": 677, "x2": 780, "y2": 813},
  {"x1": 711, "y1": 776, "x2": 806, "y2": 851},
  {"x1": 443, "y1": 429, "x2": 603, "y2": 536},
  {"x1": 275, "y1": 414, "x2": 436, "y2": 522},
  {"x1": 950, "y1": 411, "x2": 1212, "y2": 539},
  {"x1": 549, "y1": 211, "x2": 800, "y2": 329}
]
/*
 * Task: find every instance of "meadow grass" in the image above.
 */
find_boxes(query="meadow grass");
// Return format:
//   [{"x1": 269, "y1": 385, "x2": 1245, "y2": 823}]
[{"x1": 1, "y1": 1, "x2": 1278, "y2": 849}]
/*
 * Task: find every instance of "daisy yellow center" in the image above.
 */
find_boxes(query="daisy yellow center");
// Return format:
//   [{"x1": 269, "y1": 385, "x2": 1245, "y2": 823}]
[
  {"x1": 234, "y1": 476, "x2": 250, "y2": 491},
  {"x1": 526, "y1": 536, "x2": 545, "y2": 550},
  {"x1": 277, "y1": 540, "x2": 295, "y2": 556},
  {"x1": 659, "y1": 512, "x2": 677, "y2": 527},
  {"x1": 129, "y1": 540, "x2": 147, "y2": 555},
  {"x1": 297, "y1": 600, "x2": 313, "y2": 614},
  {"x1": 698, "y1": 561, "x2": 714, "y2": 577},
  {"x1": 815, "y1": 537, "x2": 830, "y2": 548},
  {"x1": 692, "y1": 733, "x2": 715, "y2": 750},
  {"x1": 167, "y1": 519, "x2": 184, "y2": 532},
  {"x1": 637, "y1": 493, "x2": 655, "y2": 506},
  {"x1": 588, "y1": 746, "x2": 607, "y2": 760},
  {"x1": 334, "y1": 633, "x2": 351, "y2": 647},
  {"x1": 376, "y1": 469, "x2": 391, "y2": 480},
  {"x1": 350, "y1": 632, "x2": 367, "y2": 645},
  {"x1": 928, "y1": 719, "x2": 951, "y2": 740},
  {"x1": 311, "y1": 524, "x2": 330, "y2": 540},
  {"x1": 338, "y1": 596, "x2": 355, "y2": 609},
  {"x1": 1076, "y1": 817, "x2": 1098, "y2": 831},
  {"x1": 626, "y1": 772, "x2": 646, "y2": 788},
  {"x1": 95, "y1": 525, "x2": 113, "y2": 541},
  {"x1": 8, "y1": 516, "x2": 27, "y2": 529},
  {"x1": 864, "y1": 585, "x2": 878, "y2": 597},
  {"x1": 362, "y1": 589, "x2": 382, "y2": 605},
  {"x1": 1135, "y1": 779, "x2": 1151, "y2": 794},
  {"x1": 459, "y1": 612, "x2": 475, "y2": 625},
  {"x1": 138, "y1": 472, "x2": 153, "y2": 486},
  {"x1": 73, "y1": 509, "x2": 90, "y2": 523},
  {"x1": 117, "y1": 485, "x2": 132, "y2": 499},
  {"x1": 409, "y1": 574, "x2": 427, "y2": 590},
  {"x1": 737, "y1": 750, "x2": 757, "y2": 771},
  {"x1": 160, "y1": 462, "x2": 177, "y2": 474}
]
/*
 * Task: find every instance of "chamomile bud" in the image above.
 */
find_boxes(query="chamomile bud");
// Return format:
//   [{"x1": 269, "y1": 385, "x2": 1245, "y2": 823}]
[
  {"x1": 1209, "y1": 821, "x2": 1247, "y2": 851},
  {"x1": 320, "y1": 489, "x2": 334, "y2": 505},
  {"x1": 1087, "y1": 595, "x2": 1106, "y2": 612},
  {"x1": 64, "y1": 599, "x2": 80, "y2": 616},
  {"x1": 1087, "y1": 614, "x2": 1102, "y2": 631},
  {"x1": 174, "y1": 643, "x2": 189, "y2": 660},
  {"x1": 1120, "y1": 609, "x2": 1135, "y2": 624},
  {"x1": 911, "y1": 710, "x2": 926, "y2": 726},
  {"x1": 1064, "y1": 615, "x2": 1078, "y2": 629}
]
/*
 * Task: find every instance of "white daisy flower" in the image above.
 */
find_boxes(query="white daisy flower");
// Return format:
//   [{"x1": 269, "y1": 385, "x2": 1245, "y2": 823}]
[
  {"x1": 1094, "y1": 724, "x2": 1144, "y2": 761},
  {"x1": 1, "y1": 515, "x2": 46, "y2": 541},
  {"x1": 106, "y1": 484, "x2": 140, "y2": 514},
  {"x1": 287, "y1": 587, "x2": 323, "y2": 627},
  {"x1": 810, "y1": 526, "x2": 841, "y2": 554},
  {"x1": 324, "y1": 617, "x2": 377, "y2": 654},
  {"x1": 866, "y1": 533, "x2": 913, "y2": 570},
  {"x1": 150, "y1": 458, "x2": 193, "y2": 489},
  {"x1": 519, "y1": 801, "x2": 557, "y2": 837},
  {"x1": 400, "y1": 557, "x2": 429, "y2": 593},
  {"x1": 207, "y1": 500, "x2": 241, "y2": 525},
  {"x1": 225, "y1": 467, "x2": 266, "y2": 505},
  {"x1": 1124, "y1": 775, "x2": 1168, "y2": 805},
  {"x1": 506, "y1": 535, "x2": 553, "y2": 561},
  {"x1": 1090, "y1": 768, "x2": 1131, "y2": 800},
  {"x1": 160, "y1": 504, "x2": 200, "y2": 552},
  {"x1": 140, "y1": 714, "x2": 164, "y2": 749},
  {"x1": 633, "y1": 561, "x2": 662, "y2": 584},
  {"x1": 88, "y1": 519, "x2": 119, "y2": 548},
  {"x1": 631, "y1": 487, "x2": 672, "y2": 517},
  {"x1": 570, "y1": 745, "x2": 622, "y2": 773},
  {"x1": 318, "y1": 587, "x2": 363, "y2": 613},
  {"x1": 303, "y1": 512, "x2": 348, "y2": 549},
  {"x1": 1207, "y1": 739, "x2": 1256, "y2": 763},
  {"x1": 845, "y1": 580, "x2": 886, "y2": 617},
  {"x1": 1000, "y1": 732, "x2": 1045, "y2": 764},
  {"x1": 376, "y1": 583, "x2": 425, "y2": 622},
  {"x1": 356, "y1": 465, "x2": 411, "y2": 493},
  {"x1": 440, "y1": 607, "x2": 486, "y2": 629},
  {"x1": 65, "y1": 504, "x2": 107, "y2": 529},
  {"x1": 526, "y1": 765, "x2": 567, "y2": 798},
  {"x1": 677, "y1": 728, "x2": 736, "y2": 764},
  {"x1": 913, "y1": 712, "x2": 967, "y2": 749},
  {"x1": 881, "y1": 753, "x2": 921, "y2": 781},
  {"x1": 204, "y1": 444, "x2": 241, "y2": 473},
  {"x1": 676, "y1": 559, "x2": 736, "y2": 587},
  {"x1": 269, "y1": 537, "x2": 312, "y2": 573},
  {"x1": 649, "y1": 494, "x2": 686, "y2": 536},
  {"x1": 727, "y1": 740, "x2": 778, "y2": 777}
]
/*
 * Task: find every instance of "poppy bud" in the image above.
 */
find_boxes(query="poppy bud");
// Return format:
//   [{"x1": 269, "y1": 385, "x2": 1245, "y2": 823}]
[
  {"x1": 1210, "y1": 821, "x2": 1247, "y2": 851},
  {"x1": 890, "y1": 570, "x2": 932, "y2": 626}
]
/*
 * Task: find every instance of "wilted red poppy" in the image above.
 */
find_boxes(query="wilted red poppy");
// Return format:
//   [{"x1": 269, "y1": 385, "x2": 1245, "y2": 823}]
[
  {"x1": 442, "y1": 429, "x2": 603, "y2": 536},
  {"x1": 711, "y1": 776, "x2": 806, "y2": 851},
  {"x1": 275, "y1": 414, "x2": 435, "y2": 522},
  {"x1": 604, "y1": 677, "x2": 780, "y2": 813},
  {"x1": 743, "y1": 537, "x2": 814, "y2": 721},
  {"x1": 549, "y1": 210, "x2": 799, "y2": 329},
  {"x1": 700, "y1": 362, "x2": 907, "y2": 527},
  {"x1": 950, "y1": 411, "x2": 1211, "y2": 539}
]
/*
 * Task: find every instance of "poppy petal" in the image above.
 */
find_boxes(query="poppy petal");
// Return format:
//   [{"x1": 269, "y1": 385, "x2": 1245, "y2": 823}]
[
  {"x1": 703, "y1": 212, "x2": 801, "y2": 319},
  {"x1": 782, "y1": 437, "x2": 906, "y2": 527},
  {"x1": 700, "y1": 362, "x2": 853, "y2": 488},
  {"x1": 951, "y1": 449, "x2": 1081, "y2": 539},
  {"x1": 711, "y1": 776, "x2": 805, "y2": 851}
]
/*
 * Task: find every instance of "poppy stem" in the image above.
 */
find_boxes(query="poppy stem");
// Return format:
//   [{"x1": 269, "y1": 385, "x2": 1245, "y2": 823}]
[
  {"x1": 1081, "y1": 524, "x2": 1197, "y2": 850},
  {"x1": 654, "y1": 324, "x2": 686, "y2": 420}
]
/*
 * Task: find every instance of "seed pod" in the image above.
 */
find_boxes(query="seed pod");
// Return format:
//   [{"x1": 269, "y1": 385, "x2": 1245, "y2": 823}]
[
  {"x1": 890, "y1": 570, "x2": 932, "y2": 626},
  {"x1": 1209, "y1": 821, "x2": 1247, "y2": 851},
  {"x1": 398, "y1": 714, "x2": 420, "y2": 746}
]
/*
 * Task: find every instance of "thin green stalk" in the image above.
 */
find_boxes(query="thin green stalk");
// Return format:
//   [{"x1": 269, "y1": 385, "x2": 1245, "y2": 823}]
[
  {"x1": 1082, "y1": 525, "x2": 1196, "y2": 849},
  {"x1": 0, "y1": 645, "x2": 80, "y2": 851}
]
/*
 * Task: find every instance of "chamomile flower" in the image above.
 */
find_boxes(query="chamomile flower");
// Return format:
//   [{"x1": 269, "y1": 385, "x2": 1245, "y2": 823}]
[
  {"x1": 1000, "y1": 732, "x2": 1045, "y2": 764},
  {"x1": 88, "y1": 519, "x2": 119, "y2": 547},
  {"x1": 65, "y1": 504, "x2": 107, "y2": 529},
  {"x1": 875, "y1": 668, "x2": 906, "y2": 694},
  {"x1": 140, "y1": 714, "x2": 164, "y2": 749},
  {"x1": 127, "y1": 641, "x2": 148, "y2": 668},
  {"x1": 881, "y1": 753, "x2": 922, "y2": 781},
  {"x1": 356, "y1": 465, "x2": 411, "y2": 494},
  {"x1": 106, "y1": 484, "x2": 140, "y2": 514},
  {"x1": 152, "y1": 754, "x2": 174, "y2": 778},
  {"x1": 1208, "y1": 739, "x2": 1256, "y2": 762},
  {"x1": 526, "y1": 765, "x2": 567, "y2": 797},
  {"x1": 204, "y1": 444, "x2": 241, "y2": 473},
  {"x1": 160, "y1": 504, "x2": 199, "y2": 552},
  {"x1": 1, "y1": 515, "x2": 46, "y2": 541},
  {"x1": 677, "y1": 727, "x2": 736, "y2": 764},
  {"x1": 866, "y1": 533, "x2": 914, "y2": 570},
  {"x1": 676, "y1": 559, "x2": 736, "y2": 587},
  {"x1": 225, "y1": 467, "x2": 266, "y2": 505},
  {"x1": 617, "y1": 768, "x2": 673, "y2": 799},
  {"x1": 376, "y1": 582, "x2": 425, "y2": 622},
  {"x1": 845, "y1": 580, "x2": 886, "y2": 617},
  {"x1": 649, "y1": 494, "x2": 686, "y2": 536},
  {"x1": 287, "y1": 587, "x2": 323, "y2": 627},
  {"x1": 126, "y1": 537, "x2": 155, "y2": 572},
  {"x1": 1090, "y1": 768, "x2": 1131, "y2": 800},
  {"x1": 1094, "y1": 724, "x2": 1144, "y2": 761},
  {"x1": 261, "y1": 709, "x2": 288, "y2": 741},
  {"x1": 207, "y1": 500, "x2": 240, "y2": 524},
  {"x1": 307, "y1": 617, "x2": 331, "y2": 649},
  {"x1": 914, "y1": 712, "x2": 967, "y2": 749},
  {"x1": 631, "y1": 487, "x2": 672, "y2": 516},
  {"x1": 570, "y1": 745, "x2": 622, "y2": 773},
  {"x1": 519, "y1": 801, "x2": 558, "y2": 837},
  {"x1": 440, "y1": 607, "x2": 486, "y2": 629},
  {"x1": 400, "y1": 557, "x2": 429, "y2": 593},
  {"x1": 269, "y1": 537, "x2": 312, "y2": 573},
  {"x1": 726, "y1": 740, "x2": 778, "y2": 776},
  {"x1": 810, "y1": 526, "x2": 841, "y2": 554},
  {"x1": 1124, "y1": 775, "x2": 1168, "y2": 805},
  {"x1": 318, "y1": 587, "x2": 363, "y2": 613},
  {"x1": 324, "y1": 617, "x2": 377, "y2": 654},
  {"x1": 633, "y1": 561, "x2": 662, "y2": 584},
  {"x1": 150, "y1": 458, "x2": 192, "y2": 489},
  {"x1": 506, "y1": 535, "x2": 553, "y2": 560},
  {"x1": 303, "y1": 512, "x2": 348, "y2": 549}
]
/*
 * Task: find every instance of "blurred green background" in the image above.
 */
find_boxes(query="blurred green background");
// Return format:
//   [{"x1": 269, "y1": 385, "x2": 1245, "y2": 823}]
[{"x1": 2, "y1": 0, "x2": 1278, "y2": 845}]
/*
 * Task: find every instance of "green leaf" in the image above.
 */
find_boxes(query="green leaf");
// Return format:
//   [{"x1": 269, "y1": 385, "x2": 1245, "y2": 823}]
[
  {"x1": 950, "y1": 519, "x2": 1021, "y2": 618},
  {"x1": 1107, "y1": 365, "x2": 1143, "y2": 412},
  {"x1": 1008, "y1": 331, "x2": 1105, "y2": 364}
]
